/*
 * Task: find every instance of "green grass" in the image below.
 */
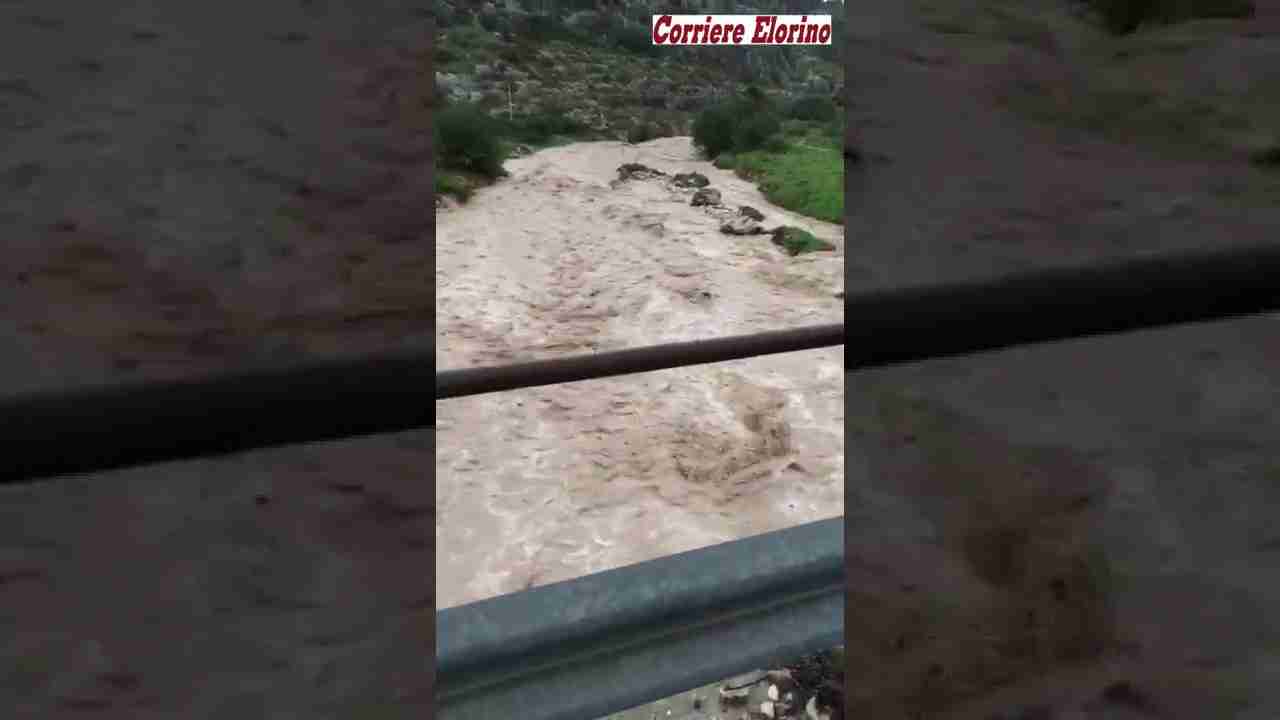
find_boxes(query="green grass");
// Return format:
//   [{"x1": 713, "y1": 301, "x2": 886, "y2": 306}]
[{"x1": 723, "y1": 142, "x2": 844, "y2": 225}]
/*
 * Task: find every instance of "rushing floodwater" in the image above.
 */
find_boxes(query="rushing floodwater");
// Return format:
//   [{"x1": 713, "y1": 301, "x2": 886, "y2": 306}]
[{"x1": 434, "y1": 137, "x2": 844, "y2": 609}]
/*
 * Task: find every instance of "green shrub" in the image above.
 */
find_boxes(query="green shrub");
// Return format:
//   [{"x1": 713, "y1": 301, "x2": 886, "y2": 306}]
[
  {"x1": 787, "y1": 95, "x2": 837, "y2": 123},
  {"x1": 477, "y1": 91, "x2": 505, "y2": 112},
  {"x1": 449, "y1": 23, "x2": 499, "y2": 51},
  {"x1": 499, "y1": 105, "x2": 590, "y2": 145},
  {"x1": 692, "y1": 101, "x2": 739, "y2": 158},
  {"x1": 606, "y1": 20, "x2": 659, "y2": 56},
  {"x1": 692, "y1": 95, "x2": 782, "y2": 159},
  {"x1": 435, "y1": 102, "x2": 508, "y2": 178},
  {"x1": 522, "y1": 13, "x2": 579, "y2": 43},
  {"x1": 1087, "y1": 0, "x2": 1254, "y2": 34},
  {"x1": 735, "y1": 113, "x2": 782, "y2": 152},
  {"x1": 498, "y1": 43, "x2": 538, "y2": 66},
  {"x1": 434, "y1": 172, "x2": 473, "y2": 202}
]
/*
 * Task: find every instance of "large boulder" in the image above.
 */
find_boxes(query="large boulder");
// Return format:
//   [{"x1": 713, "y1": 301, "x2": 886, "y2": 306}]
[
  {"x1": 616, "y1": 163, "x2": 666, "y2": 181},
  {"x1": 691, "y1": 188, "x2": 721, "y2": 207},
  {"x1": 637, "y1": 78, "x2": 674, "y2": 109},
  {"x1": 436, "y1": 72, "x2": 481, "y2": 103},
  {"x1": 672, "y1": 172, "x2": 709, "y2": 189},
  {"x1": 672, "y1": 93, "x2": 707, "y2": 111},
  {"x1": 639, "y1": 92, "x2": 667, "y2": 109},
  {"x1": 769, "y1": 226, "x2": 835, "y2": 256},
  {"x1": 474, "y1": 63, "x2": 502, "y2": 81},
  {"x1": 804, "y1": 73, "x2": 832, "y2": 95},
  {"x1": 720, "y1": 217, "x2": 764, "y2": 235}
]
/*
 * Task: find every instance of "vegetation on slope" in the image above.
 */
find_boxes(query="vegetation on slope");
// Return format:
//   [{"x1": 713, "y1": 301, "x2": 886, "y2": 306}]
[
  {"x1": 433, "y1": 5, "x2": 845, "y2": 221},
  {"x1": 700, "y1": 91, "x2": 845, "y2": 224}
]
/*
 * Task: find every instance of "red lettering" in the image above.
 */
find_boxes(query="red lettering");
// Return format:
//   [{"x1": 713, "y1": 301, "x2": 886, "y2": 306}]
[
  {"x1": 752, "y1": 16, "x2": 771, "y2": 43},
  {"x1": 652, "y1": 15, "x2": 672, "y2": 44},
  {"x1": 709, "y1": 24, "x2": 722, "y2": 43},
  {"x1": 818, "y1": 24, "x2": 831, "y2": 44}
]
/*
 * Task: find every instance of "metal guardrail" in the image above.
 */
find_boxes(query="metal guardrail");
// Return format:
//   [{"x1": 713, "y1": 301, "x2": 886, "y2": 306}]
[{"x1": 437, "y1": 518, "x2": 843, "y2": 720}]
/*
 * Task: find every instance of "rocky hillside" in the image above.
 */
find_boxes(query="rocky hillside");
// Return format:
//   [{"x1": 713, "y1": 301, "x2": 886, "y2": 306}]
[{"x1": 434, "y1": 0, "x2": 845, "y2": 141}]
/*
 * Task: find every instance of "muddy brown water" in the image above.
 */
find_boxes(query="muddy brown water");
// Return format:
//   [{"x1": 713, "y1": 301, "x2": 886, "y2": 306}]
[{"x1": 435, "y1": 136, "x2": 845, "y2": 610}]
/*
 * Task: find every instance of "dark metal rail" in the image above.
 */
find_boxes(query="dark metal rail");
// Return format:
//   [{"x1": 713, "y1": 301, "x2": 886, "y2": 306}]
[
  {"x1": 436, "y1": 518, "x2": 844, "y2": 720},
  {"x1": 6, "y1": 243, "x2": 1280, "y2": 484},
  {"x1": 0, "y1": 348, "x2": 436, "y2": 484},
  {"x1": 0, "y1": 325, "x2": 841, "y2": 484},
  {"x1": 437, "y1": 323, "x2": 843, "y2": 399},
  {"x1": 844, "y1": 242, "x2": 1280, "y2": 370}
]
